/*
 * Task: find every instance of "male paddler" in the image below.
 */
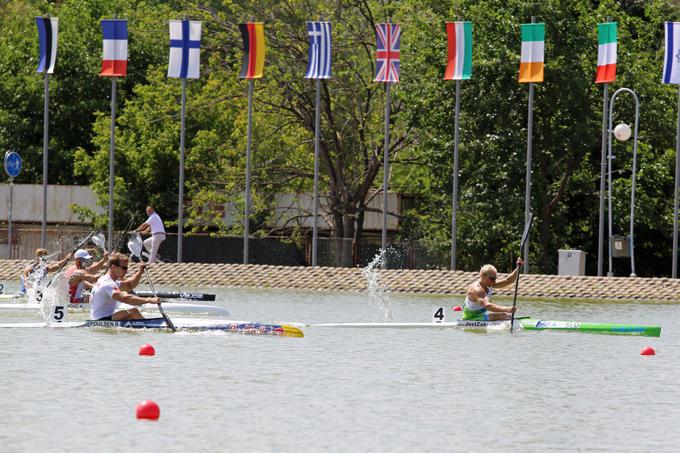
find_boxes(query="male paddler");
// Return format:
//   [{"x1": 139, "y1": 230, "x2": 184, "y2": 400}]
[
  {"x1": 462, "y1": 258, "x2": 524, "y2": 321},
  {"x1": 20, "y1": 248, "x2": 72, "y2": 295},
  {"x1": 89, "y1": 252, "x2": 160, "y2": 321},
  {"x1": 64, "y1": 248, "x2": 109, "y2": 304}
]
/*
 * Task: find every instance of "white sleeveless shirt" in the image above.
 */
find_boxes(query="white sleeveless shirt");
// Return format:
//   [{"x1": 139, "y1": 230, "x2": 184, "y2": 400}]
[{"x1": 464, "y1": 286, "x2": 493, "y2": 311}]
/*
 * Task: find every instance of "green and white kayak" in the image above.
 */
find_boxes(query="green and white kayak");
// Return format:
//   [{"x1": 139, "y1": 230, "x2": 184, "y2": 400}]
[{"x1": 520, "y1": 319, "x2": 661, "y2": 337}]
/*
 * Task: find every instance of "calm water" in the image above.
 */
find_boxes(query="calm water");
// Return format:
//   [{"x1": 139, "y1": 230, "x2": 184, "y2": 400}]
[{"x1": 0, "y1": 282, "x2": 677, "y2": 452}]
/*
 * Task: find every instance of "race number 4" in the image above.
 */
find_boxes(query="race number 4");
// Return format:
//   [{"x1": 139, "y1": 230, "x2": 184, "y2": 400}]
[
  {"x1": 51, "y1": 305, "x2": 65, "y2": 323},
  {"x1": 433, "y1": 307, "x2": 445, "y2": 323}
]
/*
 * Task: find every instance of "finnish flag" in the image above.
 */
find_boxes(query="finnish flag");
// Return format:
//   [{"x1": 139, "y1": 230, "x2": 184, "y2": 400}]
[
  {"x1": 305, "y1": 21, "x2": 331, "y2": 79},
  {"x1": 663, "y1": 22, "x2": 680, "y2": 84},
  {"x1": 168, "y1": 20, "x2": 201, "y2": 79},
  {"x1": 36, "y1": 17, "x2": 58, "y2": 74}
]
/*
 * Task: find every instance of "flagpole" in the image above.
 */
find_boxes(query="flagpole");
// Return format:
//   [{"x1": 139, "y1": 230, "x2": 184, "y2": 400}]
[
  {"x1": 673, "y1": 85, "x2": 680, "y2": 278},
  {"x1": 244, "y1": 78, "x2": 254, "y2": 265},
  {"x1": 177, "y1": 77, "x2": 187, "y2": 263},
  {"x1": 312, "y1": 78, "x2": 321, "y2": 267},
  {"x1": 42, "y1": 73, "x2": 49, "y2": 248},
  {"x1": 451, "y1": 78, "x2": 461, "y2": 270},
  {"x1": 382, "y1": 82, "x2": 392, "y2": 267},
  {"x1": 597, "y1": 16, "x2": 612, "y2": 277},
  {"x1": 108, "y1": 77, "x2": 116, "y2": 250},
  {"x1": 524, "y1": 80, "x2": 534, "y2": 274}
]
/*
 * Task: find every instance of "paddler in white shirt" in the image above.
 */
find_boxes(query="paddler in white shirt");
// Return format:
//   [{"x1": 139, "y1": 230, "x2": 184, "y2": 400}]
[
  {"x1": 19, "y1": 248, "x2": 72, "y2": 294},
  {"x1": 134, "y1": 205, "x2": 166, "y2": 263},
  {"x1": 89, "y1": 252, "x2": 160, "y2": 321},
  {"x1": 462, "y1": 258, "x2": 523, "y2": 321},
  {"x1": 64, "y1": 248, "x2": 109, "y2": 304}
]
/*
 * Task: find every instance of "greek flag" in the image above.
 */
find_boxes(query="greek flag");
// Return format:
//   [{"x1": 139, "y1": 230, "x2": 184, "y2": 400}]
[
  {"x1": 305, "y1": 21, "x2": 331, "y2": 79},
  {"x1": 168, "y1": 20, "x2": 201, "y2": 79},
  {"x1": 36, "y1": 17, "x2": 58, "y2": 74},
  {"x1": 663, "y1": 22, "x2": 680, "y2": 84}
]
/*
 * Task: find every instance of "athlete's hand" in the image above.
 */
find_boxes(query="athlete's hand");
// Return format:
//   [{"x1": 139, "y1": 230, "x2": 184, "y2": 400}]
[
  {"x1": 151, "y1": 297, "x2": 161, "y2": 305},
  {"x1": 508, "y1": 306, "x2": 517, "y2": 314},
  {"x1": 516, "y1": 257, "x2": 524, "y2": 268}
]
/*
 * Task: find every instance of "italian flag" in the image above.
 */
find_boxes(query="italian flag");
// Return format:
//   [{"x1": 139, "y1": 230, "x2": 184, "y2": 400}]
[
  {"x1": 519, "y1": 23, "x2": 545, "y2": 83},
  {"x1": 596, "y1": 22, "x2": 617, "y2": 83},
  {"x1": 444, "y1": 21, "x2": 472, "y2": 80}
]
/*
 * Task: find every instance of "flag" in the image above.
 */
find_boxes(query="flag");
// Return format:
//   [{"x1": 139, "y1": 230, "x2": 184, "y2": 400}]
[
  {"x1": 239, "y1": 22, "x2": 265, "y2": 79},
  {"x1": 444, "y1": 21, "x2": 472, "y2": 80},
  {"x1": 519, "y1": 23, "x2": 544, "y2": 83},
  {"x1": 168, "y1": 20, "x2": 201, "y2": 79},
  {"x1": 305, "y1": 21, "x2": 332, "y2": 79},
  {"x1": 36, "y1": 17, "x2": 58, "y2": 74},
  {"x1": 100, "y1": 19, "x2": 128, "y2": 77},
  {"x1": 596, "y1": 22, "x2": 617, "y2": 83},
  {"x1": 374, "y1": 22, "x2": 401, "y2": 83},
  {"x1": 663, "y1": 22, "x2": 680, "y2": 84}
]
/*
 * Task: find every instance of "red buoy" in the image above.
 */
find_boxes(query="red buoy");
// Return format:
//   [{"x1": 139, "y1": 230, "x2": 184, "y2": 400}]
[
  {"x1": 139, "y1": 344, "x2": 155, "y2": 356},
  {"x1": 136, "y1": 400, "x2": 160, "y2": 420},
  {"x1": 452, "y1": 306, "x2": 462, "y2": 312},
  {"x1": 640, "y1": 346, "x2": 656, "y2": 356}
]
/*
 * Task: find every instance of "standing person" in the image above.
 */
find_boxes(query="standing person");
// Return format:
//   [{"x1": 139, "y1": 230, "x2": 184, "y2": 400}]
[
  {"x1": 19, "y1": 248, "x2": 72, "y2": 295},
  {"x1": 462, "y1": 258, "x2": 524, "y2": 321},
  {"x1": 64, "y1": 249, "x2": 109, "y2": 304},
  {"x1": 89, "y1": 252, "x2": 160, "y2": 321},
  {"x1": 134, "y1": 205, "x2": 166, "y2": 263}
]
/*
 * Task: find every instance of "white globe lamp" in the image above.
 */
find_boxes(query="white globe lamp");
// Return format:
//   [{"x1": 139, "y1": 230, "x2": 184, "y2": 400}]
[{"x1": 613, "y1": 123, "x2": 632, "y2": 142}]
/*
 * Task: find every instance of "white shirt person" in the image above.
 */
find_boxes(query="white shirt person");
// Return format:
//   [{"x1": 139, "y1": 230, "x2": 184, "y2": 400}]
[{"x1": 134, "y1": 205, "x2": 166, "y2": 263}]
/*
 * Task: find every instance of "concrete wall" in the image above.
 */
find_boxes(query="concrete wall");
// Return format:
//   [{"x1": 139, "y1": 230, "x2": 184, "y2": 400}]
[{"x1": 0, "y1": 184, "x2": 102, "y2": 223}]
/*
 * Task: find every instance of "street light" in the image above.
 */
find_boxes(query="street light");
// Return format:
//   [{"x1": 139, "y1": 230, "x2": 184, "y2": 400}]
[{"x1": 607, "y1": 87, "x2": 640, "y2": 277}]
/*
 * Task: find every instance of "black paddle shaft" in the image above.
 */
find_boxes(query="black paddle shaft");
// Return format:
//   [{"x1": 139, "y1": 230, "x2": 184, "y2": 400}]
[{"x1": 510, "y1": 214, "x2": 534, "y2": 332}]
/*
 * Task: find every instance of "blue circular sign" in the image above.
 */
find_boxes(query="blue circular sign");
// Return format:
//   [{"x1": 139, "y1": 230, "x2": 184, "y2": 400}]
[{"x1": 4, "y1": 151, "x2": 22, "y2": 178}]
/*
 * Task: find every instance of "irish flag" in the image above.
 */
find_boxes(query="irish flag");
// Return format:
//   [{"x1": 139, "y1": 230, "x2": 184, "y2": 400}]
[
  {"x1": 519, "y1": 23, "x2": 545, "y2": 83},
  {"x1": 596, "y1": 22, "x2": 617, "y2": 83},
  {"x1": 444, "y1": 21, "x2": 472, "y2": 80}
]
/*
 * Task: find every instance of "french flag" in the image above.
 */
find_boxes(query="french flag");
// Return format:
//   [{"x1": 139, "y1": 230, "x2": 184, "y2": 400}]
[{"x1": 100, "y1": 19, "x2": 128, "y2": 77}]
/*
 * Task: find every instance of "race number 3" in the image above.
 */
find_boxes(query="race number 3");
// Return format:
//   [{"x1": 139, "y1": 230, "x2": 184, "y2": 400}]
[
  {"x1": 433, "y1": 307, "x2": 445, "y2": 323},
  {"x1": 52, "y1": 305, "x2": 65, "y2": 323}
]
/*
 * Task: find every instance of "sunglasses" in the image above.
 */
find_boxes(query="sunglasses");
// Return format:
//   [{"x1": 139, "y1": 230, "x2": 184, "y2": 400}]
[
  {"x1": 115, "y1": 263, "x2": 129, "y2": 271},
  {"x1": 486, "y1": 274, "x2": 497, "y2": 281}
]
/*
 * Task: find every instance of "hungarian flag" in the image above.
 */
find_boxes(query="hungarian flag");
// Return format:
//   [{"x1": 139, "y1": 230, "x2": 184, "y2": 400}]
[
  {"x1": 36, "y1": 17, "x2": 58, "y2": 74},
  {"x1": 663, "y1": 22, "x2": 680, "y2": 84},
  {"x1": 374, "y1": 22, "x2": 401, "y2": 83},
  {"x1": 518, "y1": 23, "x2": 544, "y2": 83},
  {"x1": 305, "y1": 21, "x2": 332, "y2": 79},
  {"x1": 100, "y1": 19, "x2": 128, "y2": 77},
  {"x1": 595, "y1": 22, "x2": 617, "y2": 83},
  {"x1": 168, "y1": 19, "x2": 201, "y2": 79},
  {"x1": 239, "y1": 22, "x2": 265, "y2": 79},
  {"x1": 444, "y1": 21, "x2": 472, "y2": 80}
]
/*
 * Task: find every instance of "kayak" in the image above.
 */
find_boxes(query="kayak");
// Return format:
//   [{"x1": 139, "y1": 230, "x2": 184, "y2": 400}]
[{"x1": 0, "y1": 302, "x2": 229, "y2": 316}]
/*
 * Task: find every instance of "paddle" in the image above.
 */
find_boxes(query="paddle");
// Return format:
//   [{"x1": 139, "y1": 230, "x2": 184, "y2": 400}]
[
  {"x1": 36, "y1": 229, "x2": 98, "y2": 301},
  {"x1": 91, "y1": 232, "x2": 107, "y2": 253},
  {"x1": 510, "y1": 213, "x2": 534, "y2": 332},
  {"x1": 127, "y1": 232, "x2": 176, "y2": 332}
]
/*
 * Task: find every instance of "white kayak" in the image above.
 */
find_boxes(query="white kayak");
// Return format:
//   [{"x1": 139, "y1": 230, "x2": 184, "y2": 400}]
[{"x1": 0, "y1": 302, "x2": 229, "y2": 316}]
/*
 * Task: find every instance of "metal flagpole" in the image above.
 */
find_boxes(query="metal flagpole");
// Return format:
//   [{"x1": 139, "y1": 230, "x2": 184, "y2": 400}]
[
  {"x1": 382, "y1": 82, "x2": 392, "y2": 263},
  {"x1": 177, "y1": 77, "x2": 187, "y2": 263},
  {"x1": 312, "y1": 78, "x2": 321, "y2": 267},
  {"x1": 451, "y1": 79, "x2": 461, "y2": 270},
  {"x1": 597, "y1": 83, "x2": 609, "y2": 276},
  {"x1": 8, "y1": 178, "x2": 13, "y2": 259},
  {"x1": 244, "y1": 79, "x2": 254, "y2": 264},
  {"x1": 522, "y1": 16, "x2": 536, "y2": 274},
  {"x1": 108, "y1": 78, "x2": 117, "y2": 250},
  {"x1": 42, "y1": 73, "x2": 49, "y2": 248},
  {"x1": 673, "y1": 86, "x2": 680, "y2": 278}
]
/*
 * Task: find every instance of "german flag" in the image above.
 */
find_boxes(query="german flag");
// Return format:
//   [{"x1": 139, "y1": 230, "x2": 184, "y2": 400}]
[{"x1": 239, "y1": 22, "x2": 265, "y2": 79}]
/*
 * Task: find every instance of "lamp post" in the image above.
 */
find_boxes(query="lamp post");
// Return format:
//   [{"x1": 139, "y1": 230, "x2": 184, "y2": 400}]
[{"x1": 607, "y1": 87, "x2": 639, "y2": 277}]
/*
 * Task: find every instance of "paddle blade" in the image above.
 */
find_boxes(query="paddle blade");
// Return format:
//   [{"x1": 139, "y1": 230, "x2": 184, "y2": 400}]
[
  {"x1": 520, "y1": 213, "x2": 534, "y2": 251},
  {"x1": 127, "y1": 232, "x2": 143, "y2": 259},
  {"x1": 92, "y1": 232, "x2": 106, "y2": 251}
]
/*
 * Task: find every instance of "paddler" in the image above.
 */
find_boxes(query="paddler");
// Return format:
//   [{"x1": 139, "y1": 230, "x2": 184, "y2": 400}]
[
  {"x1": 19, "y1": 248, "x2": 72, "y2": 295},
  {"x1": 462, "y1": 258, "x2": 523, "y2": 321},
  {"x1": 89, "y1": 252, "x2": 160, "y2": 321},
  {"x1": 64, "y1": 248, "x2": 109, "y2": 304}
]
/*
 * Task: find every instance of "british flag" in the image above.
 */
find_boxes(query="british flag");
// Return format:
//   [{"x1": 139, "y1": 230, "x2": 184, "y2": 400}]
[{"x1": 374, "y1": 22, "x2": 401, "y2": 83}]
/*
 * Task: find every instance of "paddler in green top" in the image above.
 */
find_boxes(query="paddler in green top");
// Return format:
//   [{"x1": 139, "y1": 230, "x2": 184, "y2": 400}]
[{"x1": 462, "y1": 258, "x2": 523, "y2": 321}]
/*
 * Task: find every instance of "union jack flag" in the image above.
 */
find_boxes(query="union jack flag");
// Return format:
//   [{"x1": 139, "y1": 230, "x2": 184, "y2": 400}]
[{"x1": 374, "y1": 22, "x2": 401, "y2": 83}]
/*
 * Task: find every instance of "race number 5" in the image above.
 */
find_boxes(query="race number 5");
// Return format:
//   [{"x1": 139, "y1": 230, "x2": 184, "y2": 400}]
[
  {"x1": 51, "y1": 305, "x2": 65, "y2": 323},
  {"x1": 433, "y1": 307, "x2": 445, "y2": 323}
]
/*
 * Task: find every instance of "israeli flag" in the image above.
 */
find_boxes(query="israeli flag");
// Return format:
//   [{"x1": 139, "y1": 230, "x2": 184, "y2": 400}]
[
  {"x1": 36, "y1": 17, "x2": 58, "y2": 74},
  {"x1": 168, "y1": 20, "x2": 201, "y2": 79},
  {"x1": 663, "y1": 22, "x2": 680, "y2": 84},
  {"x1": 305, "y1": 21, "x2": 331, "y2": 79}
]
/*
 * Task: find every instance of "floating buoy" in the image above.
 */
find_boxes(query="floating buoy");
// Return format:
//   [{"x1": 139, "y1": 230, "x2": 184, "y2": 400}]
[
  {"x1": 136, "y1": 400, "x2": 160, "y2": 420},
  {"x1": 452, "y1": 306, "x2": 462, "y2": 312},
  {"x1": 640, "y1": 346, "x2": 656, "y2": 356},
  {"x1": 139, "y1": 344, "x2": 155, "y2": 356}
]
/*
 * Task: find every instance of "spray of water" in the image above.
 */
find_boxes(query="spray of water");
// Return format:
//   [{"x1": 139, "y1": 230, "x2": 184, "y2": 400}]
[{"x1": 361, "y1": 248, "x2": 394, "y2": 322}]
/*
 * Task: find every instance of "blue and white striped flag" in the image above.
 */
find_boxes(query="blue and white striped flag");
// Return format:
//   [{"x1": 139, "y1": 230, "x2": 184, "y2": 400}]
[
  {"x1": 168, "y1": 19, "x2": 201, "y2": 79},
  {"x1": 305, "y1": 21, "x2": 331, "y2": 79},
  {"x1": 36, "y1": 17, "x2": 58, "y2": 74},
  {"x1": 663, "y1": 22, "x2": 680, "y2": 84}
]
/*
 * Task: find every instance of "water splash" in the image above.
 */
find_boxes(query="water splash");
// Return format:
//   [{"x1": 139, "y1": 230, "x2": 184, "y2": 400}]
[{"x1": 361, "y1": 249, "x2": 393, "y2": 322}]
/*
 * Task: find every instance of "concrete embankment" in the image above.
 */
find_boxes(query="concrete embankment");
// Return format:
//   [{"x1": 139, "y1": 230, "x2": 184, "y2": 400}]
[{"x1": 3, "y1": 260, "x2": 679, "y2": 302}]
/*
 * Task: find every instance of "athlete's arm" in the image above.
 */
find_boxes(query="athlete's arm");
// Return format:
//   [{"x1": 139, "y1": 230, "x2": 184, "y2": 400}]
[{"x1": 112, "y1": 291, "x2": 159, "y2": 306}]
